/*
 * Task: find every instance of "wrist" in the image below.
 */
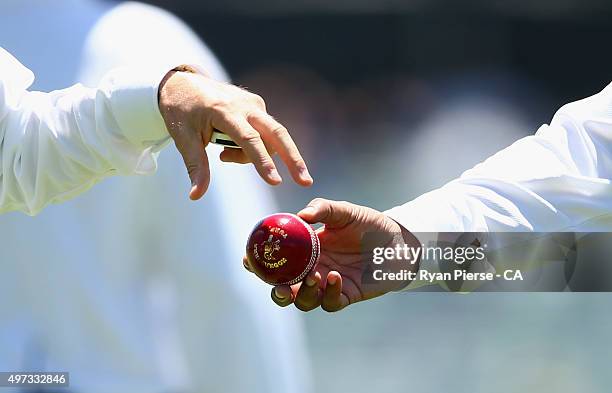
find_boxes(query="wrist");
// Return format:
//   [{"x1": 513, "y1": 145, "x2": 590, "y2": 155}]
[
  {"x1": 158, "y1": 64, "x2": 203, "y2": 103},
  {"x1": 389, "y1": 218, "x2": 422, "y2": 291},
  {"x1": 158, "y1": 70, "x2": 206, "y2": 138},
  {"x1": 158, "y1": 70, "x2": 177, "y2": 105}
]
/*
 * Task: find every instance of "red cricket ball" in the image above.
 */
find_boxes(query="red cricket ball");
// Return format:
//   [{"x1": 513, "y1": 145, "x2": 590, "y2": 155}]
[{"x1": 246, "y1": 213, "x2": 320, "y2": 286}]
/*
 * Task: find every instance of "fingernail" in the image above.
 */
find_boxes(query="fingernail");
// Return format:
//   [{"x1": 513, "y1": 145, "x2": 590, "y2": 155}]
[
  {"x1": 270, "y1": 169, "x2": 282, "y2": 183},
  {"x1": 300, "y1": 167, "x2": 313, "y2": 183},
  {"x1": 273, "y1": 287, "x2": 286, "y2": 300},
  {"x1": 306, "y1": 275, "x2": 316, "y2": 287},
  {"x1": 328, "y1": 275, "x2": 337, "y2": 285}
]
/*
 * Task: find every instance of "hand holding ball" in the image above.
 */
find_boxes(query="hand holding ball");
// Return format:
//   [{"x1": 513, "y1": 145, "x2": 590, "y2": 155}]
[{"x1": 246, "y1": 213, "x2": 320, "y2": 285}]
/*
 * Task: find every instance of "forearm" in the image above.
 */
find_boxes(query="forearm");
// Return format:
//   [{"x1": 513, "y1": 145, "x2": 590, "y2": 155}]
[
  {"x1": 386, "y1": 82, "x2": 612, "y2": 291},
  {"x1": 387, "y1": 82, "x2": 612, "y2": 234},
  {"x1": 0, "y1": 66, "x2": 170, "y2": 215}
]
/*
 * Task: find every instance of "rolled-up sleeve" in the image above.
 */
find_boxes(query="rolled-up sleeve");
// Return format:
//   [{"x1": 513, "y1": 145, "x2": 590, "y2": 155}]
[{"x1": 0, "y1": 47, "x2": 173, "y2": 215}]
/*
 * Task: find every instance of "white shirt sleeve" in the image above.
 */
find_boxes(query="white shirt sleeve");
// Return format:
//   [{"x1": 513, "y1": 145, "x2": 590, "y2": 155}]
[
  {"x1": 386, "y1": 82, "x2": 612, "y2": 233},
  {"x1": 0, "y1": 47, "x2": 172, "y2": 215}
]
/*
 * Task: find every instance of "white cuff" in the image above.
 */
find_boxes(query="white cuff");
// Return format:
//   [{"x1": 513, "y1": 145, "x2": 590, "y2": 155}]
[
  {"x1": 101, "y1": 64, "x2": 172, "y2": 149},
  {"x1": 384, "y1": 187, "x2": 468, "y2": 234},
  {"x1": 385, "y1": 192, "x2": 469, "y2": 291}
]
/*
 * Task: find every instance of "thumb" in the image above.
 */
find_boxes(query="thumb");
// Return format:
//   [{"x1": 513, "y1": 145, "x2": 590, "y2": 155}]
[
  {"x1": 298, "y1": 198, "x2": 356, "y2": 228},
  {"x1": 174, "y1": 133, "x2": 211, "y2": 200},
  {"x1": 188, "y1": 149, "x2": 211, "y2": 200}
]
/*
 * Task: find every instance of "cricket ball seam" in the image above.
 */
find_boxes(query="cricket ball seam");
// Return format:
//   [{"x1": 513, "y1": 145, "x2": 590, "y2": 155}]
[
  {"x1": 280, "y1": 218, "x2": 320, "y2": 286},
  {"x1": 247, "y1": 213, "x2": 320, "y2": 286}
]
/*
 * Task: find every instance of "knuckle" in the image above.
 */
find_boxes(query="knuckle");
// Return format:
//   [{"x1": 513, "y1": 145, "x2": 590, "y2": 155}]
[
  {"x1": 307, "y1": 198, "x2": 326, "y2": 211},
  {"x1": 250, "y1": 93, "x2": 266, "y2": 109},
  {"x1": 339, "y1": 200, "x2": 356, "y2": 214},
  {"x1": 261, "y1": 159, "x2": 276, "y2": 172},
  {"x1": 238, "y1": 130, "x2": 262, "y2": 145},
  {"x1": 210, "y1": 100, "x2": 230, "y2": 113},
  {"x1": 309, "y1": 197, "x2": 326, "y2": 206},
  {"x1": 217, "y1": 110, "x2": 238, "y2": 126},
  {"x1": 270, "y1": 124, "x2": 288, "y2": 137},
  {"x1": 255, "y1": 154, "x2": 276, "y2": 173},
  {"x1": 294, "y1": 158, "x2": 307, "y2": 170},
  {"x1": 186, "y1": 162, "x2": 200, "y2": 176},
  {"x1": 211, "y1": 106, "x2": 235, "y2": 124},
  {"x1": 326, "y1": 201, "x2": 336, "y2": 218}
]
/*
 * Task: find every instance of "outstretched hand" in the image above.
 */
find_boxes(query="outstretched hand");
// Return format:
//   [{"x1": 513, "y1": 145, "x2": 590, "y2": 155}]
[
  {"x1": 244, "y1": 198, "x2": 419, "y2": 312},
  {"x1": 159, "y1": 68, "x2": 312, "y2": 200}
]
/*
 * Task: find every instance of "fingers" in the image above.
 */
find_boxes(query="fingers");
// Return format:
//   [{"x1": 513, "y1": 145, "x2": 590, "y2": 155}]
[
  {"x1": 220, "y1": 148, "x2": 250, "y2": 164},
  {"x1": 248, "y1": 111, "x2": 313, "y2": 187},
  {"x1": 269, "y1": 270, "x2": 323, "y2": 311},
  {"x1": 298, "y1": 198, "x2": 355, "y2": 228},
  {"x1": 215, "y1": 115, "x2": 282, "y2": 185},
  {"x1": 217, "y1": 112, "x2": 312, "y2": 187},
  {"x1": 161, "y1": 72, "x2": 312, "y2": 192},
  {"x1": 271, "y1": 285, "x2": 297, "y2": 307},
  {"x1": 245, "y1": 255, "x2": 348, "y2": 313},
  {"x1": 268, "y1": 271, "x2": 349, "y2": 313},
  {"x1": 243, "y1": 257, "x2": 299, "y2": 308},
  {"x1": 219, "y1": 139, "x2": 276, "y2": 164},
  {"x1": 173, "y1": 132, "x2": 211, "y2": 200},
  {"x1": 293, "y1": 271, "x2": 322, "y2": 312},
  {"x1": 242, "y1": 256, "x2": 252, "y2": 272},
  {"x1": 321, "y1": 272, "x2": 350, "y2": 312}
]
